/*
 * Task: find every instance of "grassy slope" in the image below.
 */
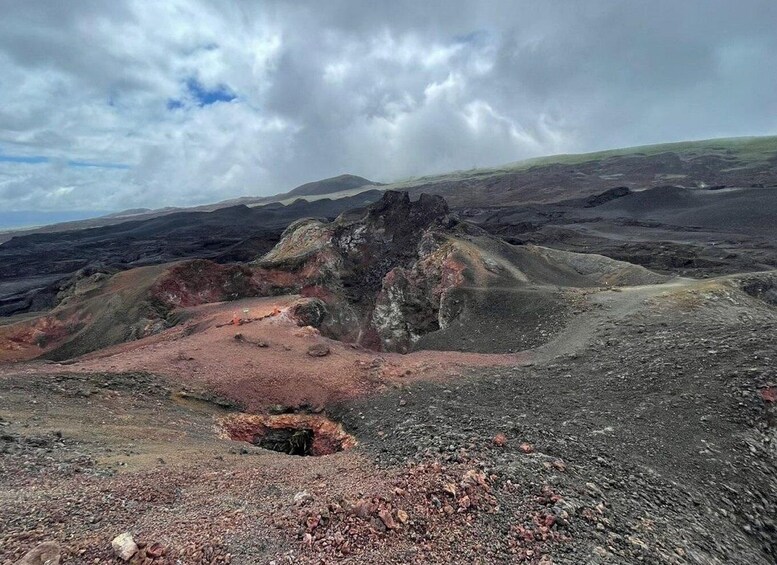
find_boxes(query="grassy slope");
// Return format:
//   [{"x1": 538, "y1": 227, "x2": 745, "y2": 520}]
[
  {"x1": 382, "y1": 135, "x2": 777, "y2": 190},
  {"x1": 506, "y1": 136, "x2": 777, "y2": 169}
]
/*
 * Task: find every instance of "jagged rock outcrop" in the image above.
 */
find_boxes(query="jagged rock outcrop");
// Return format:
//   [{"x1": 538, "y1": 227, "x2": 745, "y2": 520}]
[
  {"x1": 254, "y1": 190, "x2": 671, "y2": 352},
  {"x1": 0, "y1": 191, "x2": 672, "y2": 361},
  {"x1": 584, "y1": 186, "x2": 631, "y2": 207},
  {"x1": 255, "y1": 191, "x2": 458, "y2": 350}
]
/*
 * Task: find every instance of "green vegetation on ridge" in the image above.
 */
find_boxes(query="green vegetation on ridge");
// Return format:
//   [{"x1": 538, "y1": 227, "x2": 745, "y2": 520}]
[{"x1": 385, "y1": 135, "x2": 777, "y2": 190}]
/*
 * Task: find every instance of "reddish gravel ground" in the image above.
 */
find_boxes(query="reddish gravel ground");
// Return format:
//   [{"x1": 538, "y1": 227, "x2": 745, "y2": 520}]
[
  {"x1": 0, "y1": 370, "x2": 554, "y2": 565},
  {"x1": 3, "y1": 276, "x2": 776, "y2": 564},
  {"x1": 7, "y1": 296, "x2": 526, "y2": 411},
  {"x1": 0, "y1": 296, "x2": 534, "y2": 564}
]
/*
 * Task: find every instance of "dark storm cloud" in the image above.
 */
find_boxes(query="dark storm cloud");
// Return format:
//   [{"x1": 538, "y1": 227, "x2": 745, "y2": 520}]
[{"x1": 0, "y1": 0, "x2": 775, "y2": 212}]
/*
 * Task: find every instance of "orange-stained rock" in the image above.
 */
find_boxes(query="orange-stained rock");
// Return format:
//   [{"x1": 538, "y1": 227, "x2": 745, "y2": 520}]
[
  {"x1": 220, "y1": 412, "x2": 356, "y2": 456},
  {"x1": 492, "y1": 433, "x2": 507, "y2": 447}
]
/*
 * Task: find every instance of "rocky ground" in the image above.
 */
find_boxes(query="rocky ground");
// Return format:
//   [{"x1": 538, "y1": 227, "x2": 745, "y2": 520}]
[
  {"x1": 335, "y1": 275, "x2": 777, "y2": 563},
  {"x1": 1, "y1": 184, "x2": 776, "y2": 564},
  {"x1": 1, "y1": 270, "x2": 775, "y2": 564}
]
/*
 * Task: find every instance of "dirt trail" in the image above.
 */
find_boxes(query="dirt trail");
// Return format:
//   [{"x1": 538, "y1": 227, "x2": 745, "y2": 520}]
[{"x1": 531, "y1": 278, "x2": 693, "y2": 363}]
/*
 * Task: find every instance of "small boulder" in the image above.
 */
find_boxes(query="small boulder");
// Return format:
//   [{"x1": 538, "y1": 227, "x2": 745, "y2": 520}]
[
  {"x1": 760, "y1": 386, "x2": 777, "y2": 403},
  {"x1": 461, "y1": 469, "x2": 488, "y2": 489},
  {"x1": 352, "y1": 498, "x2": 376, "y2": 519},
  {"x1": 293, "y1": 491, "x2": 314, "y2": 506},
  {"x1": 552, "y1": 459, "x2": 567, "y2": 472},
  {"x1": 15, "y1": 541, "x2": 60, "y2": 565},
  {"x1": 111, "y1": 532, "x2": 138, "y2": 562},
  {"x1": 145, "y1": 543, "x2": 166, "y2": 558},
  {"x1": 307, "y1": 343, "x2": 331, "y2": 357},
  {"x1": 378, "y1": 508, "x2": 397, "y2": 529},
  {"x1": 492, "y1": 433, "x2": 507, "y2": 448},
  {"x1": 290, "y1": 298, "x2": 328, "y2": 328}
]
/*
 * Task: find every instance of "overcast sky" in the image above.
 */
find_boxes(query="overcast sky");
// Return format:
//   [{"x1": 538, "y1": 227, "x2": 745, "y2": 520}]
[{"x1": 1, "y1": 0, "x2": 776, "y2": 214}]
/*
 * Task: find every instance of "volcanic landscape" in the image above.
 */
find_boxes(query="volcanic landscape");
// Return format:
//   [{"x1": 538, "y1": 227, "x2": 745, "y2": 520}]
[{"x1": 2, "y1": 137, "x2": 777, "y2": 564}]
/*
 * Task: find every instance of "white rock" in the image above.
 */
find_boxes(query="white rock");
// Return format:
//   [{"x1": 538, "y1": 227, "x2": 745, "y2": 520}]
[
  {"x1": 293, "y1": 491, "x2": 313, "y2": 506},
  {"x1": 111, "y1": 532, "x2": 138, "y2": 561}
]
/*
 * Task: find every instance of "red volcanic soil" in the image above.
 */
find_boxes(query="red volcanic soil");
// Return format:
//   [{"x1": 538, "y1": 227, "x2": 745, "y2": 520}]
[
  {"x1": 0, "y1": 313, "x2": 84, "y2": 362},
  {"x1": 149, "y1": 259, "x2": 259, "y2": 309},
  {"x1": 9, "y1": 295, "x2": 526, "y2": 412}
]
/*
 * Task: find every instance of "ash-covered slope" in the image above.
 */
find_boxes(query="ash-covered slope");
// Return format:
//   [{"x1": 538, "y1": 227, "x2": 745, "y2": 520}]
[
  {"x1": 254, "y1": 191, "x2": 669, "y2": 352},
  {"x1": 470, "y1": 183, "x2": 777, "y2": 277}
]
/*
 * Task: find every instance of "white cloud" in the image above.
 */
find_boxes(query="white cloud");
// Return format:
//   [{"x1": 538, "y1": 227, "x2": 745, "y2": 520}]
[{"x1": 0, "y1": 0, "x2": 775, "y2": 212}]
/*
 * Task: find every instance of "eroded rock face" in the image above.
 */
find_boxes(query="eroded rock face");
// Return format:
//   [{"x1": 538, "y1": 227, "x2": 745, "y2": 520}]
[
  {"x1": 254, "y1": 191, "x2": 460, "y2": 351},
  {"x1": 150, "y1": 259, "x2": 259, "y2": 310},
  {"x1": 372, "y1": 234, "x2": 466, "y2": 352},
  {"x1": 250, "y1": 190, "x2": 670, "y2": 353}
]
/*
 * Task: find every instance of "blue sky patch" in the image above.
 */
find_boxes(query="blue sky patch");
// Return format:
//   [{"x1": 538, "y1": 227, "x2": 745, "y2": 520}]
[
  {"x1": 68, "y1": 160, "x2": 130, "y2": 170},
  {"x1": 186, "y1": 77, "x2": 236, "y2": 105},
  {"x1": 167, "y1": 78, "x2": 237, "y2": 110},
  {"x1": 0, "y1": 154, "x2": 49, "y2": 164},
  {"x1": 0, "y1": 151, "x2": 129, "y2": 170}
]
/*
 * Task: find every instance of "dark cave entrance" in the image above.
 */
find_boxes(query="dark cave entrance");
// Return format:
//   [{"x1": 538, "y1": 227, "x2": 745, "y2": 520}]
[
  {"x1": 253, "y1": 427, "x2": 314, "y2": 456},
  {"x1": 222, "y1": 413, "x2": 356, "y2": 456}
]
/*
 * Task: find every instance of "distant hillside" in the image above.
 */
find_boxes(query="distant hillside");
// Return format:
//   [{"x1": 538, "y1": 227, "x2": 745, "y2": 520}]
[
  {"x1": 0, "y1": 210, "x2": 111, "y2": 231},
  {"x1": 285, "y1": 174, "x2": 379, "y2": 197},
  {"x1": 506, "y1": 135, "x2": 777, "y2": 170},
  {"x1": 384, "y1": 135, "x2": 777, "y2": 206},
  {"x1": 2, "y1": 136, "x2": 775, "y2": 243}
]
